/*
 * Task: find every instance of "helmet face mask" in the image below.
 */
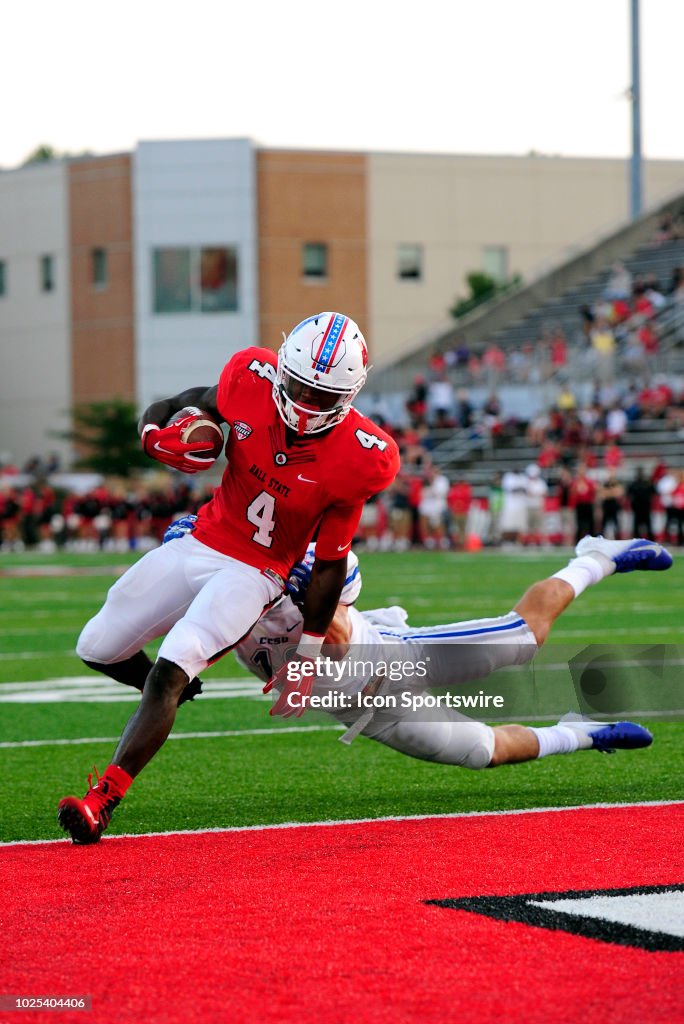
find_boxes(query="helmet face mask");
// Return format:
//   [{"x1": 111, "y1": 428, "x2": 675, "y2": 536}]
[{"x1": 274, "y1": 312, "x2": 368, "y2": 435}]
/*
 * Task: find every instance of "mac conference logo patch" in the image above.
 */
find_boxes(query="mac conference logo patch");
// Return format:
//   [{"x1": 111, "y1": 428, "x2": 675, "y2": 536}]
[
  {"x1": 426, "y1": 884, "x2": 684, "y2": 952},
  {"x1": 233, "y1": 420, "x2": 252, "y2": 441},
  {"x1": 274, "y1": 452, "x2": 288, "y2": 466}
]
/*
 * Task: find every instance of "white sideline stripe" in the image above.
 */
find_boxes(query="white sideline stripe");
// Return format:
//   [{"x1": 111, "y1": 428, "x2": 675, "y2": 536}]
[
  {"x1": 1, "y1": 710, "x2": 681, "y2": 751},
  {"x1": 0, "y1": 677, "x2": 265, "y2": 703},
  {"x1": 1, "y1": 624, "x2": 680, "y2": 661},
  {"x1": 0, "y1": 677, "x2": 256, "y2": 691},
  {"x1": 0, "y1": 651, "x2": 76, "y2": 660},
  {"x1": 2, "y1": 800, "x2": 682, "y2": 848},
  {"x1": 0, "y1": 725, "x2": 342, "y2": 749},
  {"x1": 2, "y1": 655, "x2": 679, "y2": 704}
]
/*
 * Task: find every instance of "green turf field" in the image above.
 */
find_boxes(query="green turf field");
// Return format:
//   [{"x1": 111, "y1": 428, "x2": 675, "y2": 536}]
[{"x1": 1, "y1": 549, "x2": 682, "y2": 842}]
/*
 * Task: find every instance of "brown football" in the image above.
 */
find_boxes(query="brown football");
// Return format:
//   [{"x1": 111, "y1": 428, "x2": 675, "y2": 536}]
[{"x1": 169, "y1": 407, "x2": 225, "y2": 459}]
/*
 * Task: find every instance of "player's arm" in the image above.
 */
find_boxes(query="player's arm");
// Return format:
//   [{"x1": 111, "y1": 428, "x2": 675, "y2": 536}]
[
  {"x1": 137, "y1": 385, "x2": 222, "y2": 434},
  {"x1": 264, "y1": 503, "x2": 364, "y2": 714},
  {"x1": 295, "y1": 497, "x2": 365, "y2": 651},
  {"x1": 138, "y1": 385, "x2": 222, "y2": 474},
  {"x1": 265, "y1": 565, "x2": 350, "y2": 718},
  {"x1": 298, "y1": 556, "x2": 349, "y2": 650}
]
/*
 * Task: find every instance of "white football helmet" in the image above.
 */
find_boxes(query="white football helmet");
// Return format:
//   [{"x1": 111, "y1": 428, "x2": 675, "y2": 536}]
[{"x1": 273, "y1": 312, "x2": 369, "y2": 434}]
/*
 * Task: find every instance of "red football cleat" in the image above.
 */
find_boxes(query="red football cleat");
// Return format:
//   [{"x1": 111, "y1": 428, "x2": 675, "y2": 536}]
[{"x1": 58, "y1": 768, "x2": 123, "y2": 845}]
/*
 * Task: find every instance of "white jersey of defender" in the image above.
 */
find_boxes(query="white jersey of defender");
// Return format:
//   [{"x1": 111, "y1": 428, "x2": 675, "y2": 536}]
[
  {"x1": 235, "y1": 548, "x2": 537, "y2": 770},
  {"x1": 236, "y1": 586, "x2": 536, "y2": 695}
]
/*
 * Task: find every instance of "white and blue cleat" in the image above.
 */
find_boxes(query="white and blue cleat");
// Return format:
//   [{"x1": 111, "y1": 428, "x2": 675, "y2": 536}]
[
  {"x1": 561, "y1": 713, "x2": 654, "y2": 754},
  {"x1": 576, "y1": 536, "x2": 673, "y2": 573}
]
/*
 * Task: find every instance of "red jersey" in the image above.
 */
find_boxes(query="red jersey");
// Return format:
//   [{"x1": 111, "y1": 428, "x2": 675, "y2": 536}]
[{"x1": 193, "y1": 347, "x2": 399, "y2": 579}]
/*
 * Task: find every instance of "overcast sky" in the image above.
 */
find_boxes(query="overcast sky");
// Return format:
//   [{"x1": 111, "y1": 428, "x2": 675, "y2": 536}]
[{"x1": 3, "y1": 0, "x2": 681, "y2": 169}]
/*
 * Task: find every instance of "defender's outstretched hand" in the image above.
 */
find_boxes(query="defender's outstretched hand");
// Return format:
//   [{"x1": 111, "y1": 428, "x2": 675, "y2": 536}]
[
  {"x1": 163, "y1": 514, "x2": 198, "y2": 543},
  {"x1": 264, "y1": 658, "x2": 317, "y2": 718}
]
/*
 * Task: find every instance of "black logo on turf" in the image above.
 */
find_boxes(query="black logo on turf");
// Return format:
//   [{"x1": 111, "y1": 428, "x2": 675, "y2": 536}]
[{"x1": 426, "y1": 883, "x2": 684, "y2": 952}]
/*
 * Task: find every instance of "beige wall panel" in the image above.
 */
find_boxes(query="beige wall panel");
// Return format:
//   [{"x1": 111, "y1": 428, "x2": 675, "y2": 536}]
[
  {"x1": 69, "y1": 155, "x2": 135, "y2": 403},
  {"x1": 368, "y1": 153, "x2": 684, "y2": 362},
  {"x1": 257, "y1": 151, "x2": 368, "y2": 351},
  {"x1": 0, "y1": 162, "x2": 72, "y2": 464}
]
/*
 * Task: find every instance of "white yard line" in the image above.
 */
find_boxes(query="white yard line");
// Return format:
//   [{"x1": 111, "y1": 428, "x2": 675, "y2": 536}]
[
  {"x1": 2, "y1": 800, "x2": 681, "y2": 847},
  {"x1": 0, "y1": 724, "x2": 342, "y2": 749}
]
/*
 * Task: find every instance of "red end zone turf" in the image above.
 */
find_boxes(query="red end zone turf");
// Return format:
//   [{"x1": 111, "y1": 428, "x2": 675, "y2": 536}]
[{"x1": 1, "y1": 804, "x2": 682, "y2": 1024}]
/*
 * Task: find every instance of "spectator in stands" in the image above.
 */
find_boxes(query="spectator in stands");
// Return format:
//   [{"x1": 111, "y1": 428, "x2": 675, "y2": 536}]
[
  {"x1": 556, "y1": 383, "x2": 577, "y2": 413},
  {"x1": 432, "y1": 409, "x2": 458, "y2": 430},
  {"x1": 357, "y1": 493, "x2": 386, "y2": 550},
  {"x1": 578, "y1": 304, "x2": 596, "y2": 346},
  {"x1": 556, "y1": 467, "x2": 574, "y2": 546},
  {"x1": 453, "y1": 340, "x2": 470, "y2": 368},
  {"x1": 590, "y1": 316, "x2": 616, "y2": 381},
  {"x1": 580, "y1": 402, "x2": 606, "y2": 446},
  {"x1": 549, "y1": 327, "x2": 568, "y2": 372},
  {"x1": 418, "y1": 465, "x2": 450, "y2": 549},
  {"x1": 626, "y1": 466, "x2": 656, "y2": 540},
  {"x1": 508, "y1": 344, "x2": 533, "y2": 383},
  {"x1": 598, "y1": 476, "x2": 624, "y2": 540},
  {"x1": 636, "y1": 316, "x2": 660, "y2": 357},
  {"x1": 643, "y1": 274, "x2": 667, "y2": 311},
  {"x1": 366, "y1": 392, "x2": 392, "y2": 427},
  {"x1": 482, "y1": 343, "x2": 506, "y2": 386},
  {"x1": 560, "y1": 413, "x2": 588, "y2": 457},
  {"x1": 446, "y1": 477, "x2": 472, "y2": 550},
  {"x1": 487, "y1": 472, "x2": 504, "y2": 546},
  {"x1": 524, "y1": 464, "x2": 548, "y2": 546},
  {"x1": 670, "y1": 470, "x2": 684, "y2": 546},
  {"x1": 455, "y1": 389, "x2": 474, "y2": 430},
  {"x1": 527, "y1": 409, "x2": 551, "y2": 447},
  {"x1": 0, "y1": 486, "x2": 21, "y2": 547},
  {"x1": 500, "y1": 468, "x2": 528, "y2": 543},
  {"x1": 631, "y1": 280, "x2": 656, "y2": 320},
  {"x1": 668, "y1": 266, "x2": 684, "y2": 302},
  {"x1": 657, "y1": 467, "x2": 679, "y2": 546},
  {"x1": 569, "y1": 464, "x2": 597, "y2": 542},
  {"x1": 428, "y1": 349, "x2": 446, "y2": 376},
  {"x1": 652, "y1": 211, "x2": 684, "y2": 244},
  {"x1": 481, "y1": 394, "x2": 504, "y2": 444},
  {"x1": 406, "y1": 375, "x2": 428, "y2": 426},
  {"x1": 606, "y1": 402, "x2": 628, "y2": 440},
  {"x1": 603, "y1": 262, "x2": 632, "y2": 301},
  {"x1": 466, "y1": 351, "x2": 482, "y2": 382},
  {"x1": 603, "y1": 439, "x2": 624, "y2": 473},
  {"x1": 537, "y1": 438, "x2": 560, "y2": 470},
  {"x1": 427, "y1": 374, "x2": 456, "y2": 425},
  {"x1": 388, "y1": 474, "x2": 413, "y2": 552},
  {"x1": 622, "y1": 328, "x2": 650, "y2": 382},
  {"x1": 639, "y1": 377, "x2": 673, "y2": 419}
]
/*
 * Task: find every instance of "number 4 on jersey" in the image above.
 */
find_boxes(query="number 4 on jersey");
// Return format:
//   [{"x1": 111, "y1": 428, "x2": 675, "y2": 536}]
[
  {"x1": 247, "y1": 490, "x2": 276, "y2": 547},
  {"x1": 248, "y1": 359, "x2": 277, "y2": 384},
  {"x1": 355, "y1": 429, "x2": 388, "y2": 451}
]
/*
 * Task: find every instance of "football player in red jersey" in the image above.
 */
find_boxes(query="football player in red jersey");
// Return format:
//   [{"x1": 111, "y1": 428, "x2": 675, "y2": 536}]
[{"x1": 58, "y1": 313, "x2": 399, "y2": 844}]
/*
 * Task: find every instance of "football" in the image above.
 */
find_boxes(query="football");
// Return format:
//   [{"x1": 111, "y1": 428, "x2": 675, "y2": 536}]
[{"x1": 168, "y1": 407, "x2": 225, "y2": 459}]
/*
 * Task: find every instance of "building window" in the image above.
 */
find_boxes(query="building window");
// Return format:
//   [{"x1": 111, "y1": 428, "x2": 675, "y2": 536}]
[
  {"x1": 0, "y1": 260, "x2": 5, "y2": 297},
  {"x1": 153, "y1": 246, "x2": 238, "y2": 314},
  {"x1": 40, "y1": 255, "x2": 54, "y2": 293},
  {"x1": 397, "y1": 244, "x2": 423, "y2": 280},
  {"x1": 302, "y1": 242, "x2": 327, "y2": 279},
  {"x1": 482, "y1": 246, "x2": 508, "y2": 283},
  {"x1": 200, "y1": 247, "x2": 238, "y2": 312},
  {"x1": 91, "y1": 248, "x2": 108, "y2": 288}
]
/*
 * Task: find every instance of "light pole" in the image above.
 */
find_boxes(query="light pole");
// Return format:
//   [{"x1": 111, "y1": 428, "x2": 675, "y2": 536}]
[{"x1": 629, "y1": 0, "x2": 642, "y2": 219}]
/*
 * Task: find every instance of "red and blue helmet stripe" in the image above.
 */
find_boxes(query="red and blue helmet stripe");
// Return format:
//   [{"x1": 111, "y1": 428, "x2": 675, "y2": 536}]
[{"x1": 312, "y1": 313, "x2": 348, "y2": 374}]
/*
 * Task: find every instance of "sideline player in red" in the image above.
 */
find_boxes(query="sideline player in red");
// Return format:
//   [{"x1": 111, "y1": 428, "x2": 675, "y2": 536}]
[{"x1": 58, "y1": 312, "x2": 399, "y2": 843}]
